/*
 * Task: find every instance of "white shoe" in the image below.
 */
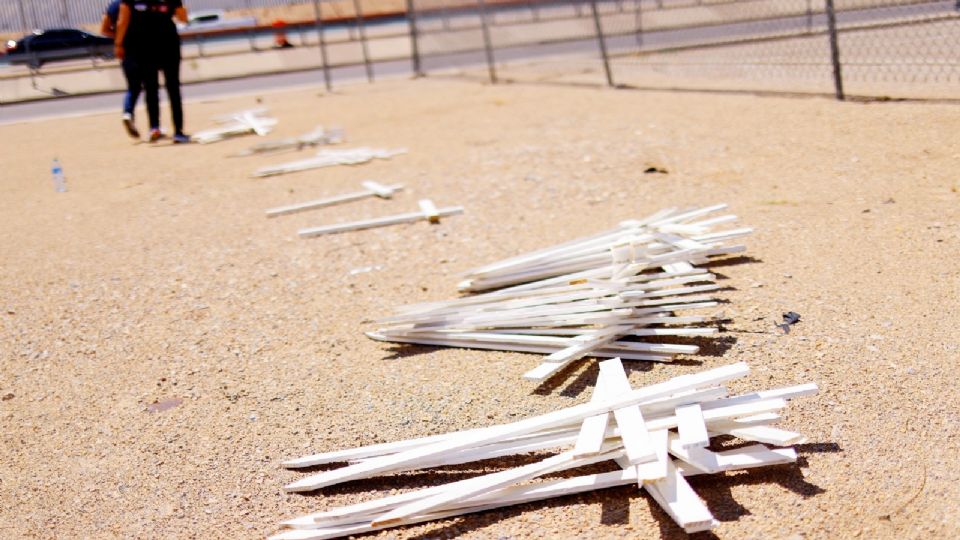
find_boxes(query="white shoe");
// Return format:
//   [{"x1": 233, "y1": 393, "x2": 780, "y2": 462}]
[{"x1": 122, "y1": 113, "x2": 140, "y2": 139}]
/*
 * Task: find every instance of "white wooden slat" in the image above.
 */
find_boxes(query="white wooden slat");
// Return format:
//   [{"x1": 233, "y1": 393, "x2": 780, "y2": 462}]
[
  {"x1": 675, "y1": 403, "x2": 710, "y2": 449},
  {"x1": 635, "y1": 428, "x2": 670, "y2": 482},
  {"x1": 642, "y1": 458, "x2": 717, "y2": 533},
  {"x1": 572, "y1": 371, "x2": 611, "y2": 457},
  {"x1": 298, "y1": 206, "x2": 464, "y2": 238},
  {"x1": 598, "y1": 359, "x2": 656, "y2": 465}
]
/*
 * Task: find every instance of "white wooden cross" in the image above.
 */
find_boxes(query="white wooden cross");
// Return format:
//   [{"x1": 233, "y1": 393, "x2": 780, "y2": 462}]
[
  {"x1": 298, "y1": 199, "x2": 463, "y2": 238},
  {"x1": 193, "y1": 108, "x2": 278, "y2": 144},
  {"x1": 265, "y1": 181, "x2": 403, "y2": 218},
  {"x1": 253, "y1": 148, "x2": 407, "y2": 178},
  {"x1": 233, "y1": 125, "x2": 345, "y2": 157}
]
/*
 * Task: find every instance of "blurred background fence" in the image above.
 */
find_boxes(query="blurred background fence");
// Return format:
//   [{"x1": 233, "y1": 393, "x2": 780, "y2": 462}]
[
  {"x1": 1, "y1": 0, "x2": 957, "y2": 101},
  {"x1": 407, "y1": 0, "x2": 960, "y2": 99},
  {"x1": 1, "y1": 1, "x2": 318, "y2": 33}
]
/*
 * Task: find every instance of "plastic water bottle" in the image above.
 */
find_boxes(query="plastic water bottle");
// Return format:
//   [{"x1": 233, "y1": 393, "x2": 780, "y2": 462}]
[{"x1": 51, "y1": 158, "x2": 67, "y2": 192}]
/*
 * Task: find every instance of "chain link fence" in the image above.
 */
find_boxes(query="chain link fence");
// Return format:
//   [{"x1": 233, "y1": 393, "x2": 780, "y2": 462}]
[
  {"x1": 0, "y1": 0, "x2": 956, "y2": 100},
  {"x1": 407, "y1": 0, "x2": 960, "y2": 99}
]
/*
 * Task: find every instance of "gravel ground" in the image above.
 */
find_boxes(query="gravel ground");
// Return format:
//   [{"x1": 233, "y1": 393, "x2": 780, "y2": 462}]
[{"x1": 1, "y1": 78, "x2": 959, "y2": 539}]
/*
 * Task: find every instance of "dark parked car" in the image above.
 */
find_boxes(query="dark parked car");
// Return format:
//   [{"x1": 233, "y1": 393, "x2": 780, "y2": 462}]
[{"x1": 5, "y1": 29, "x2": 113, "y2": 68}]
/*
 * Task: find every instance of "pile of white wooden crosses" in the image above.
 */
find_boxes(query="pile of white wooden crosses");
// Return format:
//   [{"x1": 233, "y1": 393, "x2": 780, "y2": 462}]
[
  {"x1": 368, "y1": 203, "x2": 749, "y2": 382},
  {"x1": 274, "y1": 204, "x2": 817, "y2": 539}
]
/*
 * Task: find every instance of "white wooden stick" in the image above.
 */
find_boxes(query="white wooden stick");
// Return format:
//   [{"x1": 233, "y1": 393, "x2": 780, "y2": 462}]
[
  {"x1": 370, "y1": 446, "x2": 622, "y2": 526},
  {"x1": 365, "y1": 333, "x2": 677, "y2": 362},
  {"x1": 522, "y1": 326, "x2": 632, "y2": 381},
  {"x1": 675, "y1": 403, "x2": 710, "y2": 449},
  {"x1": 572, "y1": 371, "x2": 610, "y2": 458},
  {"x1": 253, "y1": 148, "x2": 407, "y2": 178},
  {"x1": 642, "y1": 458, "x2": 717, "y2": 533},
  {"x1": 266, "y1": 183, "x2": 403, "y2": 218},
  {"x1": 635, "y1": 429, "x2": 670, "y2": 482},
  {"x1": 298, "y1": 204, "x2": 463, "y2": 238},
  {"x1": 667, "y1": 433, "x2": 797, "y2": 474},
  {"x1": 712, "y1": 424, "x2": 807, "y2": 446},
  {"x1": 597, "y1": 359, "x2": 655, "y2": 465}
]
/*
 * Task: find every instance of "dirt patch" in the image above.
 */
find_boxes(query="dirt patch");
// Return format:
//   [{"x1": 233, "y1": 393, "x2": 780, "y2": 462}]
[{"x1": 1, "y1": 78, "x2": 958, "y2": 538}]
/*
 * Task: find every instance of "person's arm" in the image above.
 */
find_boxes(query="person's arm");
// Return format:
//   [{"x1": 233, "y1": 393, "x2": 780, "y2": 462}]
[
  {"x1": 100, "y1": 14, "x2": 114, "y2": 38},
  {"x1": 114, "y1": 3, "x2": 130, "y2": 59},
  {"x1": 174, "y1": 6, "x2": 188, "y2": 24}
]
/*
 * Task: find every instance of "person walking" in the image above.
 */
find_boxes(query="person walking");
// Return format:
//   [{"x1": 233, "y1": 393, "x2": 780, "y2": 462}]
[
  {"x1": 114, "y1": 0, "x2": 190, "y2": 143},
  {"x1": 100, "y1": 0, "x2": 141, "y2": 139}
]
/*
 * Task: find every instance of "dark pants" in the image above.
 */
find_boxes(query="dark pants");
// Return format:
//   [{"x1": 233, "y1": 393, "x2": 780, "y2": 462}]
[
  {"x1": 132, "y1": 51, "x2": 184, "y2": 134},
  {"x1": 121, "y1": 57, "x2": 143, "y2": 116},
  {"x1": 139, "y1": 61, "x2": 161, "y2": 131},
  {"x1": 159, "y1": 53, "x2": 183, "y2": 135}
]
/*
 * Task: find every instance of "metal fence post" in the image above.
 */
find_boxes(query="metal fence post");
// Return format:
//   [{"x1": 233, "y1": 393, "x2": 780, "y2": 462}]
[
  {"x1": 406, "y1": 0, "x2": 423, "y2": 77},
  {"x1": 16, "y1": 0, "x2": 28, "y2": 34},
  {"x1": 353, "y1": 0, "x2": 374, "y2": 82},
  {"x1": 244, "y1": 0, "x2": 257, "y2": 51},
  {"x1": 26, "y1": 0, "x2": 37, "y2": 31},
  {"x1": 313, "y1": 0, "x2": 333, "y2": 91},
  {"x1": 441, "y1": 0, "x2": 452, "y2": 30},
  {"x1": 824, "y1": 0, "x2": 845, "y2": 100},
  {"x1": 477, "y1": 0, "x2": 498, "y2": 84},
  {"x1": 590, "y1": 0, "x2": 614, "y2": 87},
  {"x1": 634, "y1": 0, "x2": 643, "y2": 48}
]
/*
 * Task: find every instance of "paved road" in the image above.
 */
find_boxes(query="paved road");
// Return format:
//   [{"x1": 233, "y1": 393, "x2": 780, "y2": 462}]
[{"x1": 0, "y1": 59, "x2": 418, "y2": 125}]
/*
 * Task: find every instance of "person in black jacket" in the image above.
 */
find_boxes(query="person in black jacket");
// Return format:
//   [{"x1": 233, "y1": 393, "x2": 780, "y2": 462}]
[
  {"x1": 101, "y1": 0, "x2": 141, "y2": 139},
  {"x1": 114, "y1": 0, "x2": 190, "y2": 143}
]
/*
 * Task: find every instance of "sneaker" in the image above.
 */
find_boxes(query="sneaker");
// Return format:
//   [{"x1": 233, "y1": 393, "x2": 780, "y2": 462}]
[
  {"x1": 148, "y1": 128, "x2": 163, "y2": 142},
  {"x1": 122, "y1": 113, "x2": 140, "y2": 139},
  {"x1": 172, "y1": 133, "x2": 191, "y2": 144}
]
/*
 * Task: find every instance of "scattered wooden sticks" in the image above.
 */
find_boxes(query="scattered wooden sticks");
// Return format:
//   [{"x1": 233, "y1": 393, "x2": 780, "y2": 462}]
[
  {"x1": 193, "y1": 108, "x2": 278, "y2": 144},
  {"x1": 265, "y1": 181, "x2": 403, "y2": 218},
  {"x1": 459, "y1": 204, "x2": 748, "y2": 292},
  {"x1": 367, "y1": 204, "x2": 750, "y2": 382},
  {"x1": 298, "y1": 199, "x2": 463, "y2": 238},
  {"x1": 273, "y1": 359, "x2": 817, "y2": 538},
  {"x1": 252, "y1": 147, "x2": 408, "y2": 178},
  {"x1": 231, "y1": 126, "x2": 345, "y2": 157}
]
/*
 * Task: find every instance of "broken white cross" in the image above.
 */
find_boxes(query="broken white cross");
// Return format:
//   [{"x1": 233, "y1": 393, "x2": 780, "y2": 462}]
[
  {"x1": 252, "y1": 147, "x2": 407, "y2": 178},
  {"x1": 298, "y1": 199, "x2": 463, "y2": 238},
  {"x1": 265, "y1": 181, "x2": 403, "y2": 218},
  {"x1": 193, "y1": 108, "x2": 278, "y2": 144}
]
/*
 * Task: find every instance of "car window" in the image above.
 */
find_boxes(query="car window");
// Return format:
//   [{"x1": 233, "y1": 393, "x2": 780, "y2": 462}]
[
  {"x1": 28, "y1": 30, "x2": 85, "y2": 51},
  {"x1": 29, "y1": 34, "x2": 64, "y2": 51}
]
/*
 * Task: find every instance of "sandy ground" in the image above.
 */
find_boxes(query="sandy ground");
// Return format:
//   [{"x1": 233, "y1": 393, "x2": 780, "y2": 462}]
[{"x1": 1, "y1": 77, "x2": 959, "y2": 539}]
